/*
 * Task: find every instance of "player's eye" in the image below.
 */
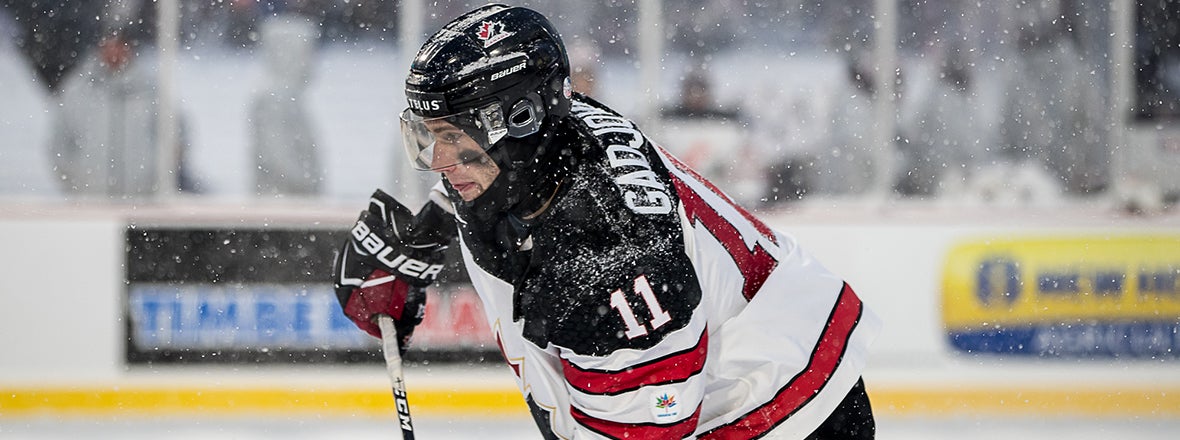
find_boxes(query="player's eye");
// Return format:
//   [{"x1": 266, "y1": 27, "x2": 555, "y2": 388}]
[{"x1": 439, "y1": 131, "x2": 464, "y2": 144}]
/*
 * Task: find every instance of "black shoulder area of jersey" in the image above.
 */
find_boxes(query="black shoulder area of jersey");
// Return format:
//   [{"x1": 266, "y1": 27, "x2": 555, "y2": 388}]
[{"x1": 516, "y1": 97, "x2": 703, "y2": 356}]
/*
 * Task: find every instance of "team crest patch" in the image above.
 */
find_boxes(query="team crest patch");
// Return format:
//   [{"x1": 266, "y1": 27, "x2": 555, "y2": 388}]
[
  {"x1": 477, "y1": 21, "x2": 513, "y2": 47},
  {"x1": 651, "y1": 391, "x2": 681, "y2": 419}
]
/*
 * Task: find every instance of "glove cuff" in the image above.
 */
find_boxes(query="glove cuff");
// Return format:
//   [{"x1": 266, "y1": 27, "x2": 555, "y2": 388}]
[{"x1": 342, "y1": 270, "x2": 411, "y2": 338}]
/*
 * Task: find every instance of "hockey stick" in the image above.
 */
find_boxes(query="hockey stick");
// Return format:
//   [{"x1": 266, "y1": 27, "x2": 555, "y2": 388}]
[{"x1": 378, "y1": 314, "x2": 416, "y2": 440}]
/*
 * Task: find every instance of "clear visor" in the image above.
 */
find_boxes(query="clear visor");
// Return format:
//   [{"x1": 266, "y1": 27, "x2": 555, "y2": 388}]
[{"x1": 399, "y1": 102, "x2": 508, "y2": 171}]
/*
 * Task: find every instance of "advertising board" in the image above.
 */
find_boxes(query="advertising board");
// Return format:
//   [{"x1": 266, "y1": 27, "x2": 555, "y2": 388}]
[
  {"x1": 942, "y1": 235, "x2": 1180, "y2": 358},
  {"x1": 125, "y1": 227, "x2": 496, "y2": 364}
]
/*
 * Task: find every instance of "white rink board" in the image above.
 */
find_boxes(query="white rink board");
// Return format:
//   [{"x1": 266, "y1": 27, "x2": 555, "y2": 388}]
[{"x1": 0, "y1": 200, "x2": 1178, "y2": 420}]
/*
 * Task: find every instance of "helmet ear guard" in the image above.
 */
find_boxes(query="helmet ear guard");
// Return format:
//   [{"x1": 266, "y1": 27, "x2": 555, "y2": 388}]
[{"x1": 506, "y1": 94, "x2": 544, "y2": 139}]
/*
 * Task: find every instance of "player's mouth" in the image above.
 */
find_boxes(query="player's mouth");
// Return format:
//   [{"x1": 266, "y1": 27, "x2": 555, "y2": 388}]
[{"x1": 450, "y1": 181, "x2": 480, "y2": 199}]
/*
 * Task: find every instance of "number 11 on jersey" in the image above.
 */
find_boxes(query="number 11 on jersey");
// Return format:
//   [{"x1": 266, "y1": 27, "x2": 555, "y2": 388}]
[{"x1": 610, "y1": 275, "x2": 672, "y2": 339}]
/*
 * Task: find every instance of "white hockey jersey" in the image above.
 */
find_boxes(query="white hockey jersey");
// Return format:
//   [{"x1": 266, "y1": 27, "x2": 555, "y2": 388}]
[{"x1": 437, "y1": 97, "x2": 881, "y2": 439}]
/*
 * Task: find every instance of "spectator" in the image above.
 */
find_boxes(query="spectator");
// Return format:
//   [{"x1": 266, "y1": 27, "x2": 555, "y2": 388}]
[
  {"x1": 47, "y1": 25, "x2": 197, "y2": 198},
  {"x1": 896, "y1": 45, "x2": 976, "y2": 197},
  {"x1": 658, "y1": 70, "x2": 755, "y2": 202},
  {"x1": 817, "y1": 58, "x2": 881, "y2": 196},
  {"x1": 661, "y1": 70, "x2": 741, "y2": 120},
  {"x1": 748, "y1": 79, "x2": 827, "y2": 206},
  {"x1": 1133, "y1": 0, "x2": 1180, "y2": 121},
  {"x1": 997, "y1": 0, "x2": 1107, "y2": 197},
  {"x1": 0, "y1": 0, "x2": 103, "y2": 93},
  {"x1": 250, "y1": 13, "x2": 323, "y2": 197}
]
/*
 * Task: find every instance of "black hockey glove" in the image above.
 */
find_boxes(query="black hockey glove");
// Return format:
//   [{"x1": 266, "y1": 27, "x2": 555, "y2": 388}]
[{"x1": 333, "y1": 189, "x2": 448, "y2": 349}]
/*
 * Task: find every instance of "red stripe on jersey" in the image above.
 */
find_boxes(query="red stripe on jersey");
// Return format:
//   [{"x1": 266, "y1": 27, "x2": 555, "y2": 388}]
[
  {"x1": 563, "y1": 330, "x2": 707, "y2": 396},
  {"x1": 663, "y1": 152, "x2": 778, "y2": 300},
  {"x1": 700, "y1": 283, "x2": 863, "y2": 439},
  {"x1": 658, "y1": 145, "x2": 778, "y2": 246},
  {"x1": 572, "y1": 402, "x2": 702, "y2": 440},
  {"x1": 495, "y1": 332, "x2": 521, "y2": 378}
]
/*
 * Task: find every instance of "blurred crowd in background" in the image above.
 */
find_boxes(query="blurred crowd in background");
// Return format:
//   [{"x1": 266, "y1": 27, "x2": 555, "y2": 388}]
[{"x1": 1, "y1": 0, "x2": 1178, "y2": 212}]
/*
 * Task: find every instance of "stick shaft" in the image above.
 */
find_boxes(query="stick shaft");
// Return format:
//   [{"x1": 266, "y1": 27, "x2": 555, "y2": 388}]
[{"x1": 378, "y1": 314, "x2": 415, "y2": 440}]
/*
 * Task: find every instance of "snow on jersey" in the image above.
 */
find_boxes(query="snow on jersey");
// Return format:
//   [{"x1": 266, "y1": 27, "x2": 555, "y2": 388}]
[{"x1": 446, "y1": 97, "x2": 881, "y2": 439}]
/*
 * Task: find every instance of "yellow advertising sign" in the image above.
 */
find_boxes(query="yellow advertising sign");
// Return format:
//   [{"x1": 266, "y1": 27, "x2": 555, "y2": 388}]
[{"x1": 941, "y1": 235, "x2": 1180, "y2": 357}]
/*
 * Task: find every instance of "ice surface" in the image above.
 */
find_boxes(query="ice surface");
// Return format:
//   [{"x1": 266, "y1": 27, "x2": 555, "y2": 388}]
[
  {"x1": 3, "y1": 416, "x2": 1178, "y2": 439},
  {"x1": 0, "y1": 416, "x2": 537, "y2": 440}
]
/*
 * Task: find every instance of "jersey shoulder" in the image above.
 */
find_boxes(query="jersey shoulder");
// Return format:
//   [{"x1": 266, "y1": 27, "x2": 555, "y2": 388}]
[
  {"x1": 516, "y1": 99, "x2": 701, "y2": 356},
  {"x1": 565, "y1": 96, "x2": 680, "y2": 217}
]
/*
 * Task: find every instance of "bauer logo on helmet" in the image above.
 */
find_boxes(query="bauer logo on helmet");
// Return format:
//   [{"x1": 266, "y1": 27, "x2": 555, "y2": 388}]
[{"x1": 491, "y1": 61, "x2": 527, "y2": 81}]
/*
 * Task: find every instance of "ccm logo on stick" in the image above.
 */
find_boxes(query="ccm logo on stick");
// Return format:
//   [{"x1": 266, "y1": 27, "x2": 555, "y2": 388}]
[{"x1": 351, "y1": 220, "x2": 444, "y2": 281}]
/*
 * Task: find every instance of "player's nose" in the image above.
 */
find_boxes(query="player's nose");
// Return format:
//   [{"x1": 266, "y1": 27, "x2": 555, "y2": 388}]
[{"x1": 430, "y1": 146, "x2": 460, "y2": 172}]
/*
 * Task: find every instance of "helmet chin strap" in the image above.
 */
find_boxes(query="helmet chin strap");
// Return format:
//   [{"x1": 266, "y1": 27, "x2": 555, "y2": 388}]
[{"x1": 520, "y1": 179, "x2": 564, "y2": 221}]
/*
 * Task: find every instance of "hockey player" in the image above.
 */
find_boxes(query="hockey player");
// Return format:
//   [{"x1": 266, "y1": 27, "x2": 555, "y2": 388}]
[{"x1": 333, "y1": 5, "x2": 880, "y2": 439}]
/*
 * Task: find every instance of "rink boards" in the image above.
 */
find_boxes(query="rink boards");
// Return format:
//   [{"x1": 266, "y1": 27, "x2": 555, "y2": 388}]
[{"x1": 1, "y1": 200, "x2": 1178, "y2": 419}]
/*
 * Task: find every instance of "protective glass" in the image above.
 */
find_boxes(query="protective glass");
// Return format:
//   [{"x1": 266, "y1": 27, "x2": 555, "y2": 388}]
[{"x1": 400, "y1": 102, "x2": 508, "y2": 171}]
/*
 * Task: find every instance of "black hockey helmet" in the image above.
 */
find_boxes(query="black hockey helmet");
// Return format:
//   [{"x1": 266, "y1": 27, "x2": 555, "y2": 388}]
[{"x1": 401, "y1": 4, "x2": 572, "y2": 171}]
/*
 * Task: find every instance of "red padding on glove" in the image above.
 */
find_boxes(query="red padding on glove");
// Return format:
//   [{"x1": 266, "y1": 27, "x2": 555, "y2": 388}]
[{"x1": 343, "y1": 269, "x2": 410, "y2": 338}]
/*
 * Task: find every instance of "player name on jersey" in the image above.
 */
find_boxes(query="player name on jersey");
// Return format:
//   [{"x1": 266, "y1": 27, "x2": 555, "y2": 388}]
[{"x1": 570, "y1": 100, "x2": 673, "y2": 215}]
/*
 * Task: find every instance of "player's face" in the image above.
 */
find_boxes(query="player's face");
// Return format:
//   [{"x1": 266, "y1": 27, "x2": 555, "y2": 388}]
[{"x1": 423, "y1": 119, "x2": 501, "y2": 201}]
